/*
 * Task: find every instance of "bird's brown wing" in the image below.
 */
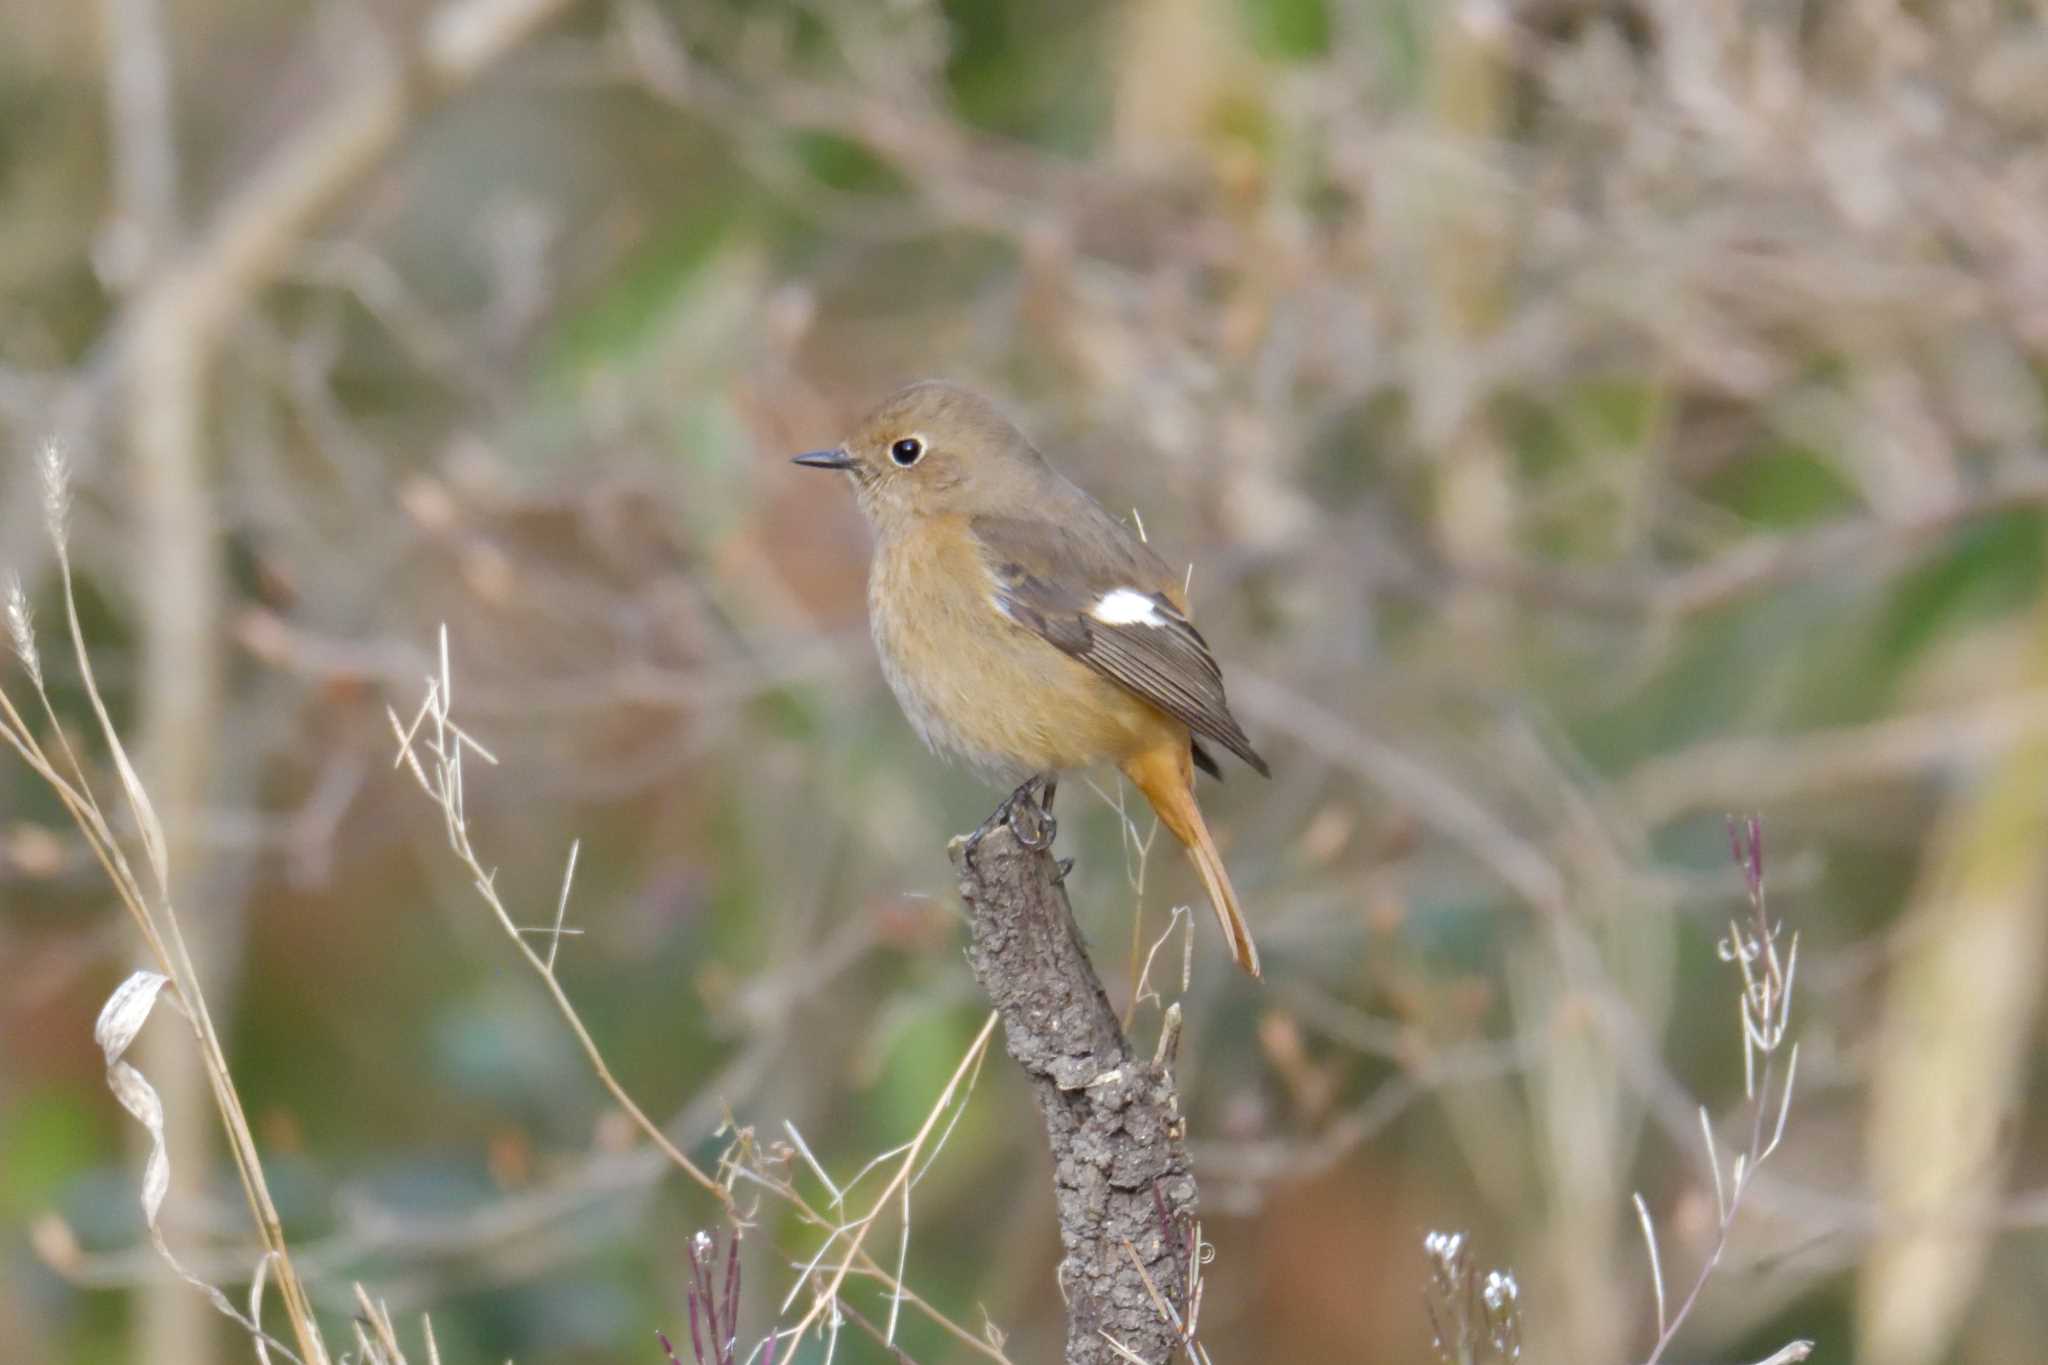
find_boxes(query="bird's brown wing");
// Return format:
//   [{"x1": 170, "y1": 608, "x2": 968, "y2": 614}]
[{"x1": 970, "y1": 513, "x2": 1270, "y2": 776}]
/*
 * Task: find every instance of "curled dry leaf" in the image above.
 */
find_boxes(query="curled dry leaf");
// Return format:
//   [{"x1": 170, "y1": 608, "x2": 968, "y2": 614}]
[
  {"x1": 95, "y1": 970, "x2": 172, "y2": 1222},
  {"x1": 92, "y1": 970, "x2": 284, "y2": 1352}
]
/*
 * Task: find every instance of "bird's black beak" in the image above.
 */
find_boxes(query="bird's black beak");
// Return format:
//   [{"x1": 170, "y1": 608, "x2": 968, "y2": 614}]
[{"x1": 792, "y1": 449, "x2": 857, "y2": 471}]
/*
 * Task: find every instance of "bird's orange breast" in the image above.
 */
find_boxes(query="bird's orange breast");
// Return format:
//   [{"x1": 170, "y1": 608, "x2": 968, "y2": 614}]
[{"x1": 868, "y1": 516, "x2": 1184, "y2": 780}]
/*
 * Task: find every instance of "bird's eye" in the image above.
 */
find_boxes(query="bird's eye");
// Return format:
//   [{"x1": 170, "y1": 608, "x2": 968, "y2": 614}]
[{"x1": 890, "y1": 437, "x2": 925, "y2": 467}]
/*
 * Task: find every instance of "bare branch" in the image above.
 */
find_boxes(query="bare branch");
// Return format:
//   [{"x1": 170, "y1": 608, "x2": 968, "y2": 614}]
[{"x1": 950, "y1": 795, "x2": 1202, "y2": 1365}]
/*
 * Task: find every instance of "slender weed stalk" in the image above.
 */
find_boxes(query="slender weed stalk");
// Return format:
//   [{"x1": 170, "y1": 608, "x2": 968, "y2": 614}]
[
  {"x1": 1423, "y1": 818, "x2": 1812, "y2": 1365},
  {"x1": 387, "y1": 627, "x2": 1012, "y2": 1363},
  {"x1": 2, "y1": 443, "x2": 332, "y2": 1363},
  {"x1": 1634, "y1": 817, "x2": 1808, "y2": 1365}
]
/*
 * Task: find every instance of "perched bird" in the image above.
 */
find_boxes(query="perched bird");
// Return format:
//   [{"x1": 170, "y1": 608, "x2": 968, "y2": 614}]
[{"x1": 793, "y1": 381, "x2": 1270, "y2": 977}]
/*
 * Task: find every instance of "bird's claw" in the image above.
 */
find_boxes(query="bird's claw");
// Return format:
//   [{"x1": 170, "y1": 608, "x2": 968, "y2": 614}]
[
  {"x1": 1008, "y1": 802, "x2": 1055, "y2": 851},
  {"x1": 974, "y1": 774, "x2": 1056, "y2": 852},
  {"x1": 963, "y1": 775, "x2": 1060, "y2": 867}
]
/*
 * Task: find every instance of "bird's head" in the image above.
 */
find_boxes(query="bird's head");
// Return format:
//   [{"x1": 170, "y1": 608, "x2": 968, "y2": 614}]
[{"x1": 792, "y1": 381, "x2": 1048, "y2": 530}]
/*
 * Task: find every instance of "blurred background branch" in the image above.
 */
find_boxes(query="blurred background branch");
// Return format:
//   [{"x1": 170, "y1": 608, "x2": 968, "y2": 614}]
[{"x1": 97, "y1": 0, "x2": 194, "y2": 1351}]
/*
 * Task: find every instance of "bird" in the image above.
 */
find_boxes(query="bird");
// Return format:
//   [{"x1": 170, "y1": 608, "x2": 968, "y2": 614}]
[{"x1": 792, "y1": 381, "x2": 1270, "y2": 977}]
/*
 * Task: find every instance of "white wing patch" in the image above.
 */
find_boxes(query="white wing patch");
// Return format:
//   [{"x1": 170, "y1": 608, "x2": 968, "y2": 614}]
[{"x1": 1091, "y1": 588, "x2": 1167, "y2": 627}]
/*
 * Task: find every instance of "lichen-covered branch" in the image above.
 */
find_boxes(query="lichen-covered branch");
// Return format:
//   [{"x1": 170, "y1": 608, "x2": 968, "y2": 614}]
[{"x1": 950, "y1": 798, "x2": 1199, "y2": 1365}]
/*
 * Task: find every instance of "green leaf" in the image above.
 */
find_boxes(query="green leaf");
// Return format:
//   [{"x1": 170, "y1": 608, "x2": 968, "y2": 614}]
[
  {"x1": 1244, "y1": 0, "x2": 1331, "y2": 60},
  {"x1": 542, "y1": 197, "x2": 738, "y2": 379},
  {"x1": 1704, "y1": 444, "x2": 1861, "y2": 529},
  {"x1": 1877, "y1": 509, "x2": 2047, "y2": 665},
  {"x1": 0, "y1": 1089, "x2": 103, "y2": 1214},
  {"x1": 789, "y1": 130, "x2": 911, "y2": 195}
]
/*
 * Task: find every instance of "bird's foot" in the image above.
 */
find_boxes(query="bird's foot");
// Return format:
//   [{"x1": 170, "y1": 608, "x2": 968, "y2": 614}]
[
  {"x1": 1004, "y1": 773, "x2": 1058, "y2": 852},
  {"x1": 962, "y1": 774, "x2": 1058, "y2": 867}
]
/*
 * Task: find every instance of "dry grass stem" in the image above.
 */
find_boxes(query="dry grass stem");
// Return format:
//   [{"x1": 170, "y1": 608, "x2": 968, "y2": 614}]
[
  {"x1": 776, "y1": 1011, "x2": 998, "y2": 1351},
  {"x1": 349, "y1": 1281, "x2": 443, "y2": 1365},
  {"x1": 2, "y1": 447, "x2": 332, "y2": 1362},
  {"x1": 390, "y1": 625, "x2": 1011, "y2": 1360},
  {"x1": 388, "y1": 625, "x2": 733, "y2": 1209}
]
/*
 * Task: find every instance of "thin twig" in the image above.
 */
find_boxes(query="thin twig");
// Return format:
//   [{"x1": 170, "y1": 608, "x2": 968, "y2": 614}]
[{"x1": 388, "y1": 631, "x2": 733, "y2": 1210}]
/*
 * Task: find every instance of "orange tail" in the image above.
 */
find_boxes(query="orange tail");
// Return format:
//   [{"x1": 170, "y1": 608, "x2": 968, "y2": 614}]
[{"x1": 1122, "y1": 741, "x2": 1262, "y2": 979}]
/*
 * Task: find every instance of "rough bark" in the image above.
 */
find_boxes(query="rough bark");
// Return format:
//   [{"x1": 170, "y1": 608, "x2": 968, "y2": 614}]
[{"x1": 949, "y1": 794, "x2": 1198, "y2": 1365}]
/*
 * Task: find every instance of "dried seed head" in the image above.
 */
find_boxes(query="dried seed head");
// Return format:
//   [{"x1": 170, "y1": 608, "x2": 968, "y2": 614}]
[
  {"x1": 39, "y1": 440, "x2": 70, "y2": 545},
  {"x1": 1482, "y1": 1268, "x2": 1523, "y2": 1358},
  {"x1": 1423, "y1": 1229, "x2": 1466, "y2": 1271},
  {"x1": 5, "y1": 574, "x2": 38, "y2": 687}
]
